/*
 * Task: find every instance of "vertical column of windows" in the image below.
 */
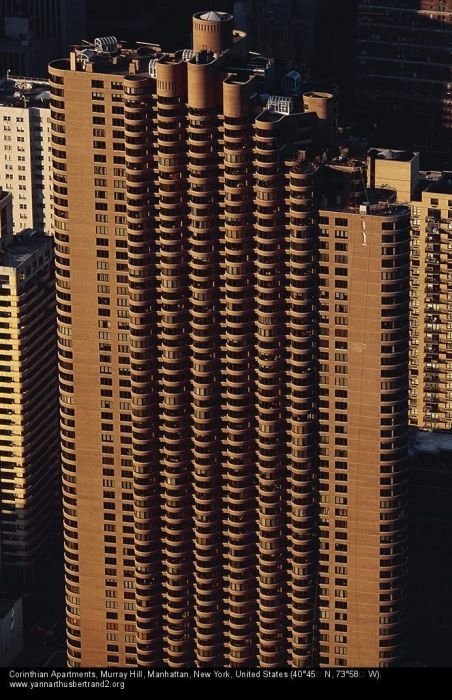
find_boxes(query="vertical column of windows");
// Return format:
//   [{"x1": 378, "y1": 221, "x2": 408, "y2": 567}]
[
  {"x1": 286, "y1": 163, "x2": 318, "y2": 667},
  {"x1": 189, "y1": 104, "x2": 223, "y2": 666},
  {"x1": 222, "y1": 112, "x2": 257, "y2": 667},
  {"x1": 123, "y1": 77, "x2": 161, "y2": 666},
  {"x1": 254, "y1": 118, "x2": 287, "y2": 666},
  {"x1": 157, "y1": 87, "x2": 193, "y2": 667}
]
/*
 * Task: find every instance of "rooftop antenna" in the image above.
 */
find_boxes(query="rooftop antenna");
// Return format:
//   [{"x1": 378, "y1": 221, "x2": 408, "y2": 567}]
[
  {"x1": 359, "y1": 163, "x2": 370, "y2": 205},
  {"x1": 136, "y1": 42, "x2": 161, "y2": 50}
]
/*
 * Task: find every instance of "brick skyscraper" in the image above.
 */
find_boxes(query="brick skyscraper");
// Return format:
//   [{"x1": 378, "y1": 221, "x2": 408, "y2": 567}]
[
  {"x1": 316, "y1": 163, "x2": 409, "y2": 666},
  {"x1": 50, "y1": 11, "x2": 408, "y2": 668}
]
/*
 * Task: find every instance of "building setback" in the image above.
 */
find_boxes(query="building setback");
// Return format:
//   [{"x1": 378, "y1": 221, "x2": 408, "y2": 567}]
[
  {"x1": 0, "y1": 188, "x2": 58, "y2": 577},
  {"x1": 50, "y1": 11, "x2": 408, "y2": 668},
  {"x1": 0, "y1": 76, "x2": 52, "y2": 234}
]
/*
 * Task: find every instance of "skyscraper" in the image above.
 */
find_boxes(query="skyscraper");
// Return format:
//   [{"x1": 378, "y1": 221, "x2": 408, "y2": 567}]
[
  {"x1": 0, "y1": 187, "x2": 58, "y2": 578},
  {"x1": 356, "y1": 0, "x2": 452, "y2": 159},
  {"x1": 0, "y1": 0, "x2": 87, "y2": 76},
  {"x1": 50, "y1": 11, "x2": 407, "y2": 668},
  {"x1": 0, "y1": 75, "x2": 52, "y2": 234},
  {"x1": 316, "y1": 161, "x2": 409, "y2": 667}
]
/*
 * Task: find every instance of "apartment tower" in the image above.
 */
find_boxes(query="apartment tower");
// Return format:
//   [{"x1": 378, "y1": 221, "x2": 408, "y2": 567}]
[
  {"x1": 0, "y1": 75, "x2": 52, "y2": 234},
  {"x1": 50, "y1": 11, "x2": 408, "y2": 668},
  {"x1": 316, "y1": 162, "x2": 409, "y2": 666},
  {"x1": 409, "y1": 173, "x2": 452, "y2": 430},
  {"x1": 367, "y1": 148, "x2": 452, "y2": 430},
  {"x1": 0, "y1": 188, "x2": 58, "y2": 577}
]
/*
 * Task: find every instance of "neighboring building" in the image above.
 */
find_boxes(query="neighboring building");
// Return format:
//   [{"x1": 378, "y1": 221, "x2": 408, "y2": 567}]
[
  {"x1": 0, "y1": 188, "x2": 58, "y2": 578},
  {"x1": 234, "y1": 0, "x2": 325, "y2": 78},
  {"x1": 0, "y1": 75, "x2": 51, "y2": 234},
  {"x1": 356, "y1": 0, "x2": 452, "y2": 160},
  {"x1": 367, "y1": 148, "x2": 419, "y2": 203},
  {"x1": 0, "y1": 597, "x2": 23, "y2": 664},
  {"x1": 368, "y1": 148, "x2": 452, "y2": 430},
  {"x1": 410, "y1": 172, "x2": 452, "y2": 430},
  {"x1": 409, "y1": 430, "x2": 452, "y2": 667},
  {"x1": 316, "y1": 161, "x2": 409, "y2": 667},
  {"x1": 0, "y1": 0, "x2": 87, "y2": 76},
  {"x1": 50, "y1": 10, "x2": 406, "y2": 668}
]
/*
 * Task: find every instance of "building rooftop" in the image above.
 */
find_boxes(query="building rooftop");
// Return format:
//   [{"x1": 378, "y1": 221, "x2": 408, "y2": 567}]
[
  {"x1": 0, "y1": 189, "x2": 10, "y2": 205},
  {"x1": 319, "y1": 159, "x2": 410, "y2": 216},
  {"x1": 0, "y1": 231, "x2": 51, "y2": 271},
  {"x1": 368, "y1": 147, "x2": 417, "y2": 163},
  {"x1": 198, "y1": 10, "x2": 232, "y2": 21},
  {"x1": 410, "y1": 429, "x2": 452, "y2": 456},
  {"x1": 0, "y1": 76, "x2": 50, "y2": 108},
  {"x1": 321, "y1": 200, "x2": 411, "y2": 218},
  {"x1": 423, "y1": 171, "x2": 452, "y2": 195}
]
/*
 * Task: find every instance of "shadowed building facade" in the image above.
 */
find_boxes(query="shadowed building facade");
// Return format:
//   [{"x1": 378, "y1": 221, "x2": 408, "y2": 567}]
[
  {"x1": 50, "y1": 11, "x2": 408, "y2": 668},
  {"x1": 356, "y1": 0, "x2": 452, "y2": 160},
  {"x1": 233, "y1": 0, "x2": 326, "y2": 78},
  {"x1": 0, "y1": 0, "x2": 86, "y2": 76},
  {"x1": 0, "y1": 188, "x2": 58, "y2": 578}
]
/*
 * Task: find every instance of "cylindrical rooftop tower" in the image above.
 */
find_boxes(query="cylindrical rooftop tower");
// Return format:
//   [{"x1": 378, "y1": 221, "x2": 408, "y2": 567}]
[{"x1": 193, "y1": 10, "x2": 234, "y2": 54}]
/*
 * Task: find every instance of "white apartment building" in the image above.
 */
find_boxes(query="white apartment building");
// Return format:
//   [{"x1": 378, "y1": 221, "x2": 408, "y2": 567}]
[{"x1": 0, "y1": 76, "x2": 51, "y2": 234}]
